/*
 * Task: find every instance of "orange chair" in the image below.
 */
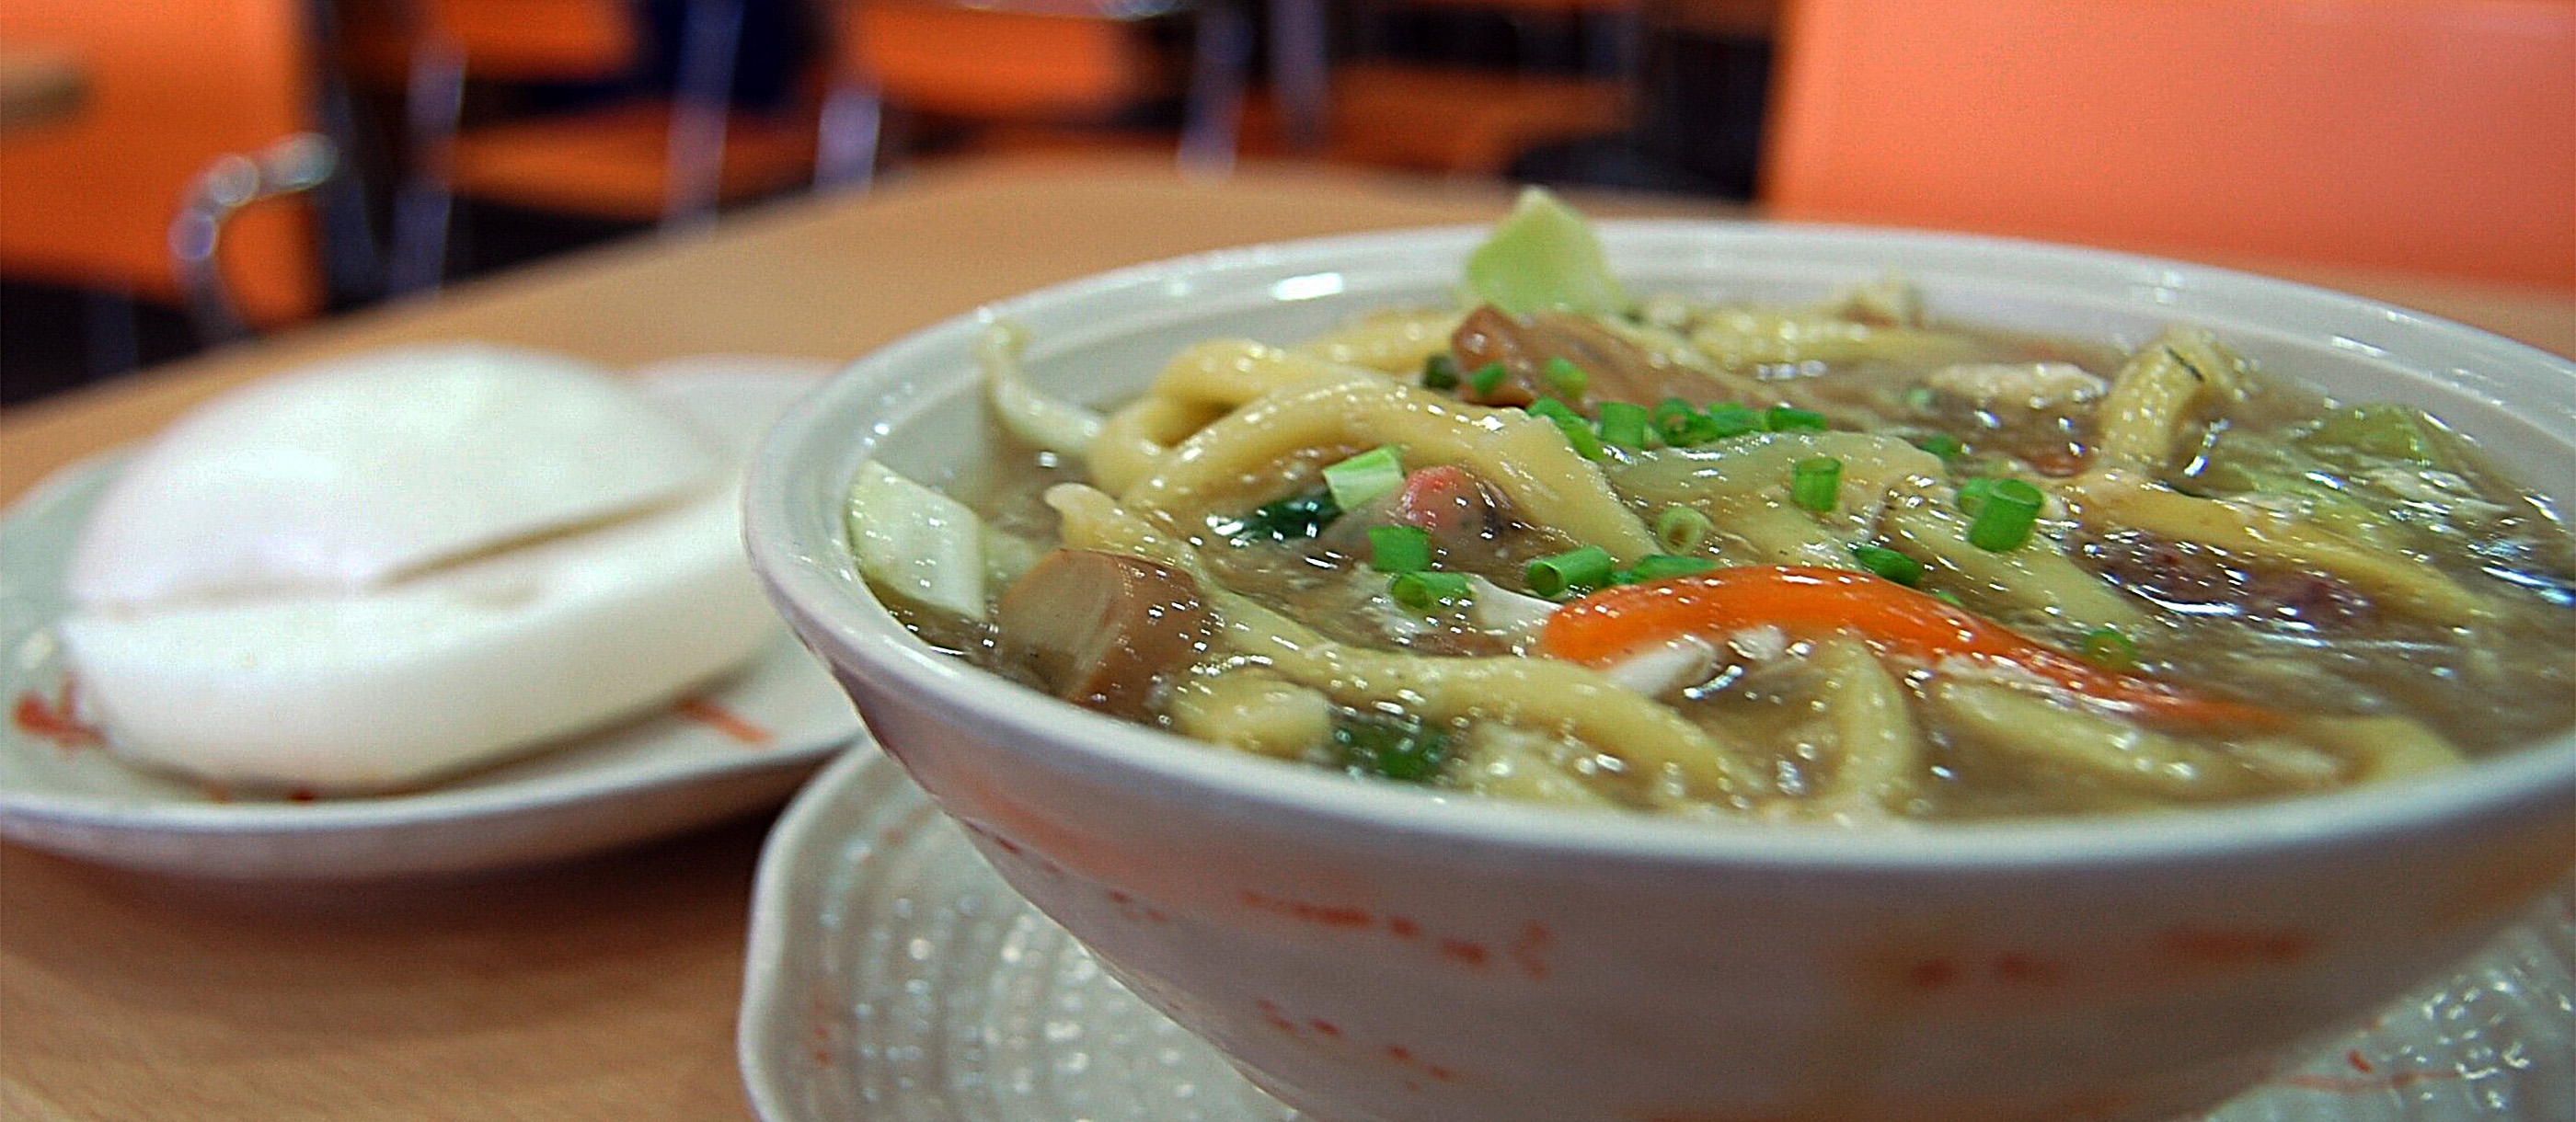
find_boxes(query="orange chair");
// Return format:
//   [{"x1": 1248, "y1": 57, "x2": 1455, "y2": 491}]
[
  {"x1": 0, "y1": 0, "x2": 324, "y2": 328},
  {"x1": 391, "y1": 0, "x2": 816, "y2": 291},
  {"x1": 1314, "y1": 0, "x2": 1639, "y2": 175},
  {"x1": 813, "y1": 0, "x2": 1247, "y2": 186},
  {"x1": 1764, "y1": 0, "x2": 2576, "y2": 289}
]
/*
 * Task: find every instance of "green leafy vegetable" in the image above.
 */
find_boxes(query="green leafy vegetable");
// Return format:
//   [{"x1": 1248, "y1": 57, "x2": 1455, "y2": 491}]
[
  {"x1": 1233, "y1": 488, "x2": 1342, "y2": 542},
  {"x1": 1333, "y1": 712, "x2": 1453, "y2": 782},
  {"x1": 2297, "y1": 404, "x2": 2445, "y2": 466},
  {"x1": 1461, "y1": 187, "x2": 1632, "y2": 317}
]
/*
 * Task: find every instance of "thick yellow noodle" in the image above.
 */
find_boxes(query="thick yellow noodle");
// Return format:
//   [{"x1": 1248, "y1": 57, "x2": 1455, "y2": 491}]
[
  {"x1": 1118, "y1": 377, "x2": 1661, "y2": 563},
  {"x1": 2072, "y1": 327, "x2": 2488, "y2": 624},
  {"x1": 1289, "y1": 309, "x2": 1462, "y2": 372},
  {"x1": 1811, "y1": 639, "x2": 1920, "y2": 815},
  {"x1": 2089, "y1": 326, "x2": 2248, "y2": 470},
  {"x1": 1928, "y1": 680, "x2": 2259, "y2": 802},
  {"x1": 2064, "y1": 473, "x2": 2490, "y2": 624},
  {"x1": 1046, "y1": 484, "x2": 1758, "y2": 807},
  {"x1": 1088, "y1": 340, "x2": 1386, "y2": 493},
  {"x1": 1879, "y1": 489, "x2": 2148, "y2": 631}
]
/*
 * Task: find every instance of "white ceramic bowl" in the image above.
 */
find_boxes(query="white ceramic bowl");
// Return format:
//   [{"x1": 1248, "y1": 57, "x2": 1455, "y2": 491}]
[{"x1": 745, "y1": 223, "x2": 2576, "y2": 1122}]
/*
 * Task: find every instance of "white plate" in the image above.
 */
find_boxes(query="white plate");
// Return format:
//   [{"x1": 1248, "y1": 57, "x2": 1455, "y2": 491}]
[
  {"x1": 741, "y1": 750, "x2": 2576, "y2": 1122},
  {"x1": 0, "y1": 364, "x2": 864, "y2": 881}
]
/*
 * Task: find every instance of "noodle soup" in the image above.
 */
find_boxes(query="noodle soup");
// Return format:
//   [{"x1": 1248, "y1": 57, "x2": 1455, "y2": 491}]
[{"x1": 850, "y1": 191, "x2": 2576, "y2": 823}]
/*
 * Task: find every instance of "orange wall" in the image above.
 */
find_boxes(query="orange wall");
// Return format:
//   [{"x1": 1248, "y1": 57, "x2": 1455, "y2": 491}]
[{"x1": 1765, "y1": 0, "x2": 2576, "y2": 289}]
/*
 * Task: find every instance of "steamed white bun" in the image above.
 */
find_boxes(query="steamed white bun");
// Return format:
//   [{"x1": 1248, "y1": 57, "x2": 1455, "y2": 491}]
[
  {"x1": 55, "y1": 347, "x2": 817, "y2": 790},
  {"x1": 69, "y1": 345, "x2": 722, "y2": 607}
]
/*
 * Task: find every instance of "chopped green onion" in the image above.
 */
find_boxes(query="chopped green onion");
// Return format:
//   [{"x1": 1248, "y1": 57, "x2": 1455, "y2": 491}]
[
  {"x1": 1540, "y1": 357, "x2": 1589, "y2": 399},
  {"x1": 1790, "y1": 456, "x2": 1844, "y2": 512},
  {"x1": 1627, "y1": 554, "x2": 1719, "y2": 582},
  {"x1": 1903, "y1": 384, "x2": 1939, "y2": 413},
  {"x1": 1389, "y1": 570, "x2": 1473, "y2": 610},
  {"x1": 1849, "y1": 544, "x2": 1923, "y2": 587},
  {"x1": 1233, "y1": 488, "x2": 1341, "y2": 541},
  {"x1": 1956, "y1": 475, "x2": 2005, "y2": 515},
  {"x1": 1704, "y1": 402, "x2": 1764, "y2": 440},
  {"x1": 1368, "y1": 524, "x2": 1432, "y2": 573},
  {"x1": 1527, "y1": 397, "x2": 1606, "y2": 461},
  {"x1": 1323, "y1": 445, "x2": 1406, "y2": 510},
  {"x1": 1931, "y1": 590, "x2": 1966, "y2": 609},
  {"x1": 1966, "y1": 478, "x2": 2045, "y2": 551},
  {"x1": 1525, "y1": 396, "x2": 1579, "y2": 423},
  {"x1": 1526, "y1": 545, "x2": 1617, "y2": 598},
  {"x1": 1466, "y1": 362, "x2": 1508, "y2": 396},
  {"x1": 1653, "y1": 397, "x2": 1702, "y2": 444},
  {"x1": 1915, "y1": 433, "x2": 1965, "y2": 462},
  {"x1": 1332, "y1": 712, "x2": 1452, "y2": 782},
  {"x1": 2081, "y1": 626, "x2": 2138, "y2": 670},
  {"x1": 1421, "y1": 353, "x2": 1460, "y2": 390},
  {"x1": 1653, "y1": 506, "x2": 1710, "y2": 553},
  {"x1": 1765, "y1": 406, "x2": 1829, "y2": 432},
  {"x1": 1596, "y1": 401, "x2": 1650, "y2": 449}
]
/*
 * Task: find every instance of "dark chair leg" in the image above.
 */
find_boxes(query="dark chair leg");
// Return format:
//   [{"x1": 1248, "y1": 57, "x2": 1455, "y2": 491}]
[
  {"x1": 390, "y1": 37, "x2": 466, "y2": 295},
  {"x1": 665, "y1": 0, "x2": 747, "y2": 226},
  {"x1": 1179, "y1": 4, "x2": 1250, "y2": 175},
  {"x1": 815, "y1": 79, "x2": 885, "y2": 190},
  {"x1": 83, "y1": 288, "x2": 140, "y2": 377},
  {"x1": 1268, "y1": 0, "x2": 1329, "y2": 151}
]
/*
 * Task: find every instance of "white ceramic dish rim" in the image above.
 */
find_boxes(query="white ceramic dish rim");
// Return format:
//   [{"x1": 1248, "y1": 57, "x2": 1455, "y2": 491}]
[
  {"x1": 738, "y1": 742, "x2": 869, "y2": 1122},
  {"x1": 746, "y1": 218, "x2": 2576, "y2": 874},
  {"x1": 0, "y1": 458, "x2": 850, "y2": 839}
]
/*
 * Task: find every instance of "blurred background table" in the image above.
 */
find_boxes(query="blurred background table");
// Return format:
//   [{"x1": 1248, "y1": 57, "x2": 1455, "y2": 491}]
[{"x1": 0, "y1": 156, "x2": 2570, "y2": 1122}]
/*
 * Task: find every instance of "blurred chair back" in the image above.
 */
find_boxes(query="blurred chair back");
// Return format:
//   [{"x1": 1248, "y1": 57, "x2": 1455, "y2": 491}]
[
  {"x1": 1764, "y1": 0, "x2": 2576, "y2": 289},
  {"x1": 424, "y1": 0, "x2": 639, "y2": 81},
  {"x1": 1317, "y1": 0, "x2": 1639, "y2": 175},
  {"x1": 834, "y1": 0, "x2": 1155, "y2": 118},
  {"x1": 388, "y1": 0, "x2": 817, "y2": 292},
  {"x1": 814, "y1": 0, "x2": 1245, "y2": 187},
  {"x1": 0, "y1": 0, "x2": 324, "y2": 326}
]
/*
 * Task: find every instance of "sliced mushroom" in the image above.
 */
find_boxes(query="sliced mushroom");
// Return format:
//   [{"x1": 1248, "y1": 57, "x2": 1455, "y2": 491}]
[{"x1": 995, "y1": 550, "x2": 1213, "y2": 718}]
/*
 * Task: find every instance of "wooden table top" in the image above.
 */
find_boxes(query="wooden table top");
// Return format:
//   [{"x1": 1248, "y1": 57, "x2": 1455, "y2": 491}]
[{"x1": 2, "y1": 155, "x2": 2570, "y2": 1122}]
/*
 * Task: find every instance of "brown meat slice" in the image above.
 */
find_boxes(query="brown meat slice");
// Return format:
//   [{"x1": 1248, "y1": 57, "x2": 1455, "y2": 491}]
[
  {"x1": 996, "y1": 550, "x2": 1213, "y2": 718},
  {"x1": 2081, "y1": 531, "x2": 2372, "y2": 629},
  {"x1": 1449, "y1": 304, "x2": 1742, "y2": 410}
]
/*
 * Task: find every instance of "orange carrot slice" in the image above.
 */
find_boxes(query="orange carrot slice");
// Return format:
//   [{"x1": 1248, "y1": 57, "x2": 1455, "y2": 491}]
[{"x1": 1538, "y1": 566, "x2": 2280, "y2": 728}]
